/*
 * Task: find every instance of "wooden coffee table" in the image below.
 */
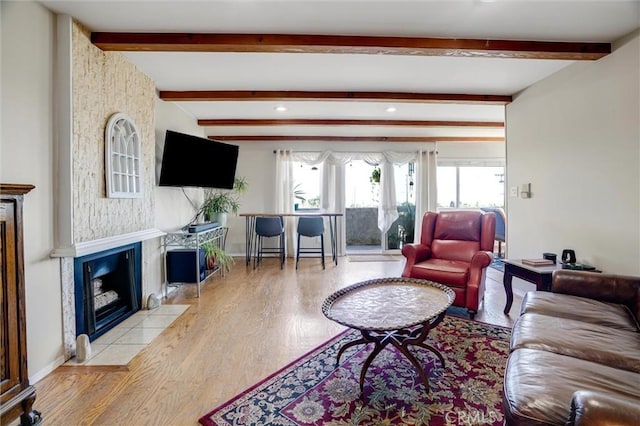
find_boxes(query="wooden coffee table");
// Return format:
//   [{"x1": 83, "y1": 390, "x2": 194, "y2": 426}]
[{"x1": 322, "y1": 277, "x2": 455, "y2": 392}]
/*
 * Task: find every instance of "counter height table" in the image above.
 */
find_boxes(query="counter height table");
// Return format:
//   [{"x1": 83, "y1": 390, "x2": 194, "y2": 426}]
[{"x1": 240, "y1": 211, "x2": 343, "y2": 267}]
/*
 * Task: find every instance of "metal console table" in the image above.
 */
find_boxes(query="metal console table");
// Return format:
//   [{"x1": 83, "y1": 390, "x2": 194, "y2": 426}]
[{"x1": 162, "y1": 225, "x2": 227, "y2": 298}]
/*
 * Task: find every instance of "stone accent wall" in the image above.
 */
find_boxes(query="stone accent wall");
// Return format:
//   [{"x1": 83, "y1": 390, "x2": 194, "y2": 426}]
[{"x1": 72, "y1": 23, "x2": 155, "y2": 242}]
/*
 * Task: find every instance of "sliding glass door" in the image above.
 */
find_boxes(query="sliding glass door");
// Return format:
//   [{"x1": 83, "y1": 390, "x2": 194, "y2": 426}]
[
  {"x1": 437, "y1": 166, "x2": 505, "y2": 210},
  {"x1": 343, "y1": 161, "x2": 415, "y2": 253}
]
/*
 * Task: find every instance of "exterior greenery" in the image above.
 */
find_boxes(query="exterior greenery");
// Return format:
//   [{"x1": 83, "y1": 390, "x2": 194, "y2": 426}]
[
  {"x1": 293, "y1": 182, "x2": 306, "y2": 203},
  {"x1": 370, "y1": 167, "x2": 380, "y2": 184}
]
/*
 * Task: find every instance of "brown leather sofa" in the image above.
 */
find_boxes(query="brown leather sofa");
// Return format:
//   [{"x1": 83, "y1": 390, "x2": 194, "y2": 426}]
[
  {"x1": 401, "y1": 210, "x2": 495, "y2": 318},
  {"x1": 503, "y1": 270, "x2": 640, "y2": 425}
]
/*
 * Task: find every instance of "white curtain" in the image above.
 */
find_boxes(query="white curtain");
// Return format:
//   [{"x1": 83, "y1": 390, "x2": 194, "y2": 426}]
[
  {"x1": 378, "y1": 160, "x2": 398, "y2": 234},
  {"x1": 321, "y1": 158, "x2": 348, "y2": 256},
  {"x1": 413, "y1": 148, "x2": 438, "y2": 243},
  {"x1": 274, "y1": 150, "x2": 296, "y2": 256},
  {"x1": 377, "y1": 151, "x2": 416, "y2": 235},
  {"x1": 290, "y1": 148, "x2": 436, "y2": 253}
]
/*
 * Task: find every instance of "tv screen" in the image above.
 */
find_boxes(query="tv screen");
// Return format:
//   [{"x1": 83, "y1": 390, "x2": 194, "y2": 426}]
[{"x1": 158, "y1": 130, "x2": 239, "y2": 189}]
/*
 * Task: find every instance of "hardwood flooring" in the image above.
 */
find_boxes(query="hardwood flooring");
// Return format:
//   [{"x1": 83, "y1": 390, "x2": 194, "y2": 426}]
[{"x1": 33, "y1": 256, "x2": 530, "y2": 425}]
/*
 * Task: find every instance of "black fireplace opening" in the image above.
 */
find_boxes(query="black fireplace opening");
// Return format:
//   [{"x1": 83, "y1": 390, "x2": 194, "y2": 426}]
[{"x1": 74, "y1": 242, "x2": 142, "y2": 341}]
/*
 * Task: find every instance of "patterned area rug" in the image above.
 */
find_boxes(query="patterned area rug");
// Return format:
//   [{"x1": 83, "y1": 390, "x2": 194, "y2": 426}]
[{"x1": 199, "y1": 316, "x2": 510, "y2": 425}]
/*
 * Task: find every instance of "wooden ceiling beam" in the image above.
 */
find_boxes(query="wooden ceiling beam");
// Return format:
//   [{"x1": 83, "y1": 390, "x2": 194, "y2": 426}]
[
  {"x1": 198, "y1": 118, "x2": 503, "y2": 127},
  {"x1": 92, "y1": 33, "x2": 610, "y2": 60},
  {"x1": 159, "y1": 90, "x2": 512, "y2": 104},
  {"x1": 208, "y1": 135, "x2": 504, "y2": 143}
]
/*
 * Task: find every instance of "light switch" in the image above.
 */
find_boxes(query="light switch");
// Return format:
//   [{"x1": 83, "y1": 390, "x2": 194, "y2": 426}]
[{"x1": 509, "y1": 186, "x2": 518, "y2": 197}]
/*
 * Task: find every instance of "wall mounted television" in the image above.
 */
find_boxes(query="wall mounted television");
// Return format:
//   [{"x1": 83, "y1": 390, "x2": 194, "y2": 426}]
[{"x1": 158, "y1": 130, "x2": 239, "y2": 189}]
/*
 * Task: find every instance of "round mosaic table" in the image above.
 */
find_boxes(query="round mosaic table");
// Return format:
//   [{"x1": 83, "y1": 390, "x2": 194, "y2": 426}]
[{"x1": 322, "y1": 277, "x2": 455, "y2": 392}]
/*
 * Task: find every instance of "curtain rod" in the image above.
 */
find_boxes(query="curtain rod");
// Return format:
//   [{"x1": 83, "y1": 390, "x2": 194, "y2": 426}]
[{"x1": 272, "y1": 149, "x2": 437, "y2": 154}]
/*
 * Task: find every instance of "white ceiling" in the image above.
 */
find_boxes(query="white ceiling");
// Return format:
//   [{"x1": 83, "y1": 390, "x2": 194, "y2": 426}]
[{"x1": 39, "y1": 0, "x2": 640, "y2": 143}]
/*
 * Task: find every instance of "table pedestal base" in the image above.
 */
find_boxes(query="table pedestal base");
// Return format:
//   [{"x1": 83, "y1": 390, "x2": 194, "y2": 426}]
[{"x1": 336, "y1": 312, "x2": 446, "y2": 392}]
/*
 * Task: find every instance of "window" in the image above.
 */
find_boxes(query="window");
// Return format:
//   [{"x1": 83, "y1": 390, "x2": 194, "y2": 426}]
[
  {"x1": 105, "y1": 113, "x2": 142, "y2": 198},
  {"x1": 345, "y1": 161, "x2": 378, "y2": 207},
  {"x1": 437, "y1": 166, "x2": 504, "y2": 209},
  {"x1": 292, "y1": 162, "x2": 322, "y2": 209}
]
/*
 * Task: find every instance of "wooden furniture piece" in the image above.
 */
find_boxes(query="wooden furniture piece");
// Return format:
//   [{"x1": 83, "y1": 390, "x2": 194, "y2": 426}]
[
  {"x1": 503, "y1": 259, "x2": 602, "y2": 315},
  {"x1": 0, "y1": 183, "x2": 41, "y2": 425},
  {"x1": 502, "y1": 258, "x2": 562, "y2": 315},
  {"x1": 162, "y1": 225, "x2": 227, "y2": 298},
  {"x1": 240, "y1": 211, "x2": 343, "y2": 267},
  {"x1": 322, "y1": 277, "x2": 455, "y2": 392}
]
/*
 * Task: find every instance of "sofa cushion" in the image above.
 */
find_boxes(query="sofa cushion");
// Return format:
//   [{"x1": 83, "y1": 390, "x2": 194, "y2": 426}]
[
  {"x1": 409, "y1": 258, "x2": 468, "y2": 286},
  {"x1": 431, "y1": 240, "x2": 481, "y2": 263},
  {"x1": 511, "y1": 313, "x2": 640, "y2": 373},
  {"x1": 520, "y1": 291, "x2": 639, "y2": 332},
  {"x1": 504, "y1": 348, "x2": 640, "y2": 426}
]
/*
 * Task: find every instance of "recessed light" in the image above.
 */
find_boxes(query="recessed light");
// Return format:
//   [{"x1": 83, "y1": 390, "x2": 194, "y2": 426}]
[
  {"x1": 385, "y1": 106, "x2": 397, "y2": 113},
  {"x1": 275, "y1": 106, "x2": 287, "y2": 112}
]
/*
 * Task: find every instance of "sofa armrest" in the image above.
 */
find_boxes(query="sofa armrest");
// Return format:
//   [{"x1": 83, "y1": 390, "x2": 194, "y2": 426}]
[
  {"x1": 400, "y1": 243, "x2": 431, "y2": 277},
  {"x1": 567, "y1": 390, "x2": 640, "y2": 426},
  {"x1": 551, "y1": 270, "x2": 640, "y2": 317},
  {"x1": 470, "y1": 250, "x2": 493, "y2": 269}
]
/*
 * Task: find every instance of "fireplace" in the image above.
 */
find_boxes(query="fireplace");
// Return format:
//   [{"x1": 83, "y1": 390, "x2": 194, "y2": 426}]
[{"x1": 73, "y1": 242, "x2": 142, "y2": 341}]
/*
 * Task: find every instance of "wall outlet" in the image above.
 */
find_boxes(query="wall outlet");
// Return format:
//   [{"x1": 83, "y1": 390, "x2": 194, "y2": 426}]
[{"x1": 509, "y1": 186, "x2": 518, "y2": 197}]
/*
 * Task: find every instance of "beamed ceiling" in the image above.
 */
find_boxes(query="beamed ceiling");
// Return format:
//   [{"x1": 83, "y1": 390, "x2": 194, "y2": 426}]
[{"x1": 40, "y1": 1, "x2": 640, "y2": 144}]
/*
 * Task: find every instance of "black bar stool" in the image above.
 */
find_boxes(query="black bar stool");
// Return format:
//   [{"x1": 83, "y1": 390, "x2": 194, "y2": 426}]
[
  {"x1": 296, "y1": 216, "x2": 325, "y2": 269},
  {"x1": 254, "y1": 216, "x2": 285, "y2": 269}
]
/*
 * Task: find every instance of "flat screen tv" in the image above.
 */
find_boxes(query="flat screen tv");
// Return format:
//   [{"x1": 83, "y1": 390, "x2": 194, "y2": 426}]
[{"x1": 158, "y1": 130, "x2": 239, "y2": 189}]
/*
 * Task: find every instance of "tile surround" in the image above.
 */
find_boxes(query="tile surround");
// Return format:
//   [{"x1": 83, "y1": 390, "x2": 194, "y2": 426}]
[{"x1": 64, "y1": 304, "x2": 189, "y2": 366}]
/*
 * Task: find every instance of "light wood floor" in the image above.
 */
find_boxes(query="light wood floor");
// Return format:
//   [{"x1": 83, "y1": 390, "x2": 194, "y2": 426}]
[{"x1": 33, "y1": 256, "x2": 530, "y2": 425}]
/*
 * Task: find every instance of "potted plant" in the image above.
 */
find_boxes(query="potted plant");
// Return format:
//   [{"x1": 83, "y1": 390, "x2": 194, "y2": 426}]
[
  {"x1": 202, "y1": 242, "x2": 234, "y2": 273},
  {"x1": 199, "y1": 176, "x2": 248, "y2": 226},
  {"x1": 370, "y1": 167, "x2": 380, "y2": 184},
  {"x1": 293, "y1": 182, "x2": 306, "y2": 210}
]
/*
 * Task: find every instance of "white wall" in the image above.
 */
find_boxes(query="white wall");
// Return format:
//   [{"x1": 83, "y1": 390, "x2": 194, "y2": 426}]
[
  {"x1": 154, "y1": 99, "x2": 206, "y2": 231},
  {"x1": 506, "y1": 31, "x2": 640, "y2": 274},
  {"x1": 147, "y1": 100, "x2": 207, "y2": 298},
  {"x1": 1, "y1": 1, "x2": 65, "y2": 379},
  {"x1": 437, "y1": 142, "x2": 504, "y2": 164}
]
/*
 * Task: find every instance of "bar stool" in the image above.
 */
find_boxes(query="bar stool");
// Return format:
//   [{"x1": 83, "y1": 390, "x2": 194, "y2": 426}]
[
  {"x1": 296, "y1": 216, "x2": 325, "y2": 269},
  {"x1": 254, "y1": 216, "x2": 285, "y2": 269}
]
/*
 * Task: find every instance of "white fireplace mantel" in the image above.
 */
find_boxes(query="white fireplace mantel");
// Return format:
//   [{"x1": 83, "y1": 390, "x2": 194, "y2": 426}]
[{"x1": 51, "y1": 228, "x2": 166, "y2": 258}]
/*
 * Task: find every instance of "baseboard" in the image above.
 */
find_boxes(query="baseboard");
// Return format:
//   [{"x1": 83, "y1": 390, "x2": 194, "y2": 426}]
[{"x1": 30, "y1": 354, "x2": 67, "y2": 384}]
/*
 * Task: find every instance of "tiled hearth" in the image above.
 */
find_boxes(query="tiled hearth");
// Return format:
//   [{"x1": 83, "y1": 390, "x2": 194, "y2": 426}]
[{"x1": 64, "y1": 304, "x2": 189, "y2": 366}]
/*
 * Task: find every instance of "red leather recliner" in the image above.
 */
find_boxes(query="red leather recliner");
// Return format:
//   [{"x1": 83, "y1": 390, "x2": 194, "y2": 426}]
[{"x1": 401, "y1": 210, "x2": 496, "y2": 318}]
